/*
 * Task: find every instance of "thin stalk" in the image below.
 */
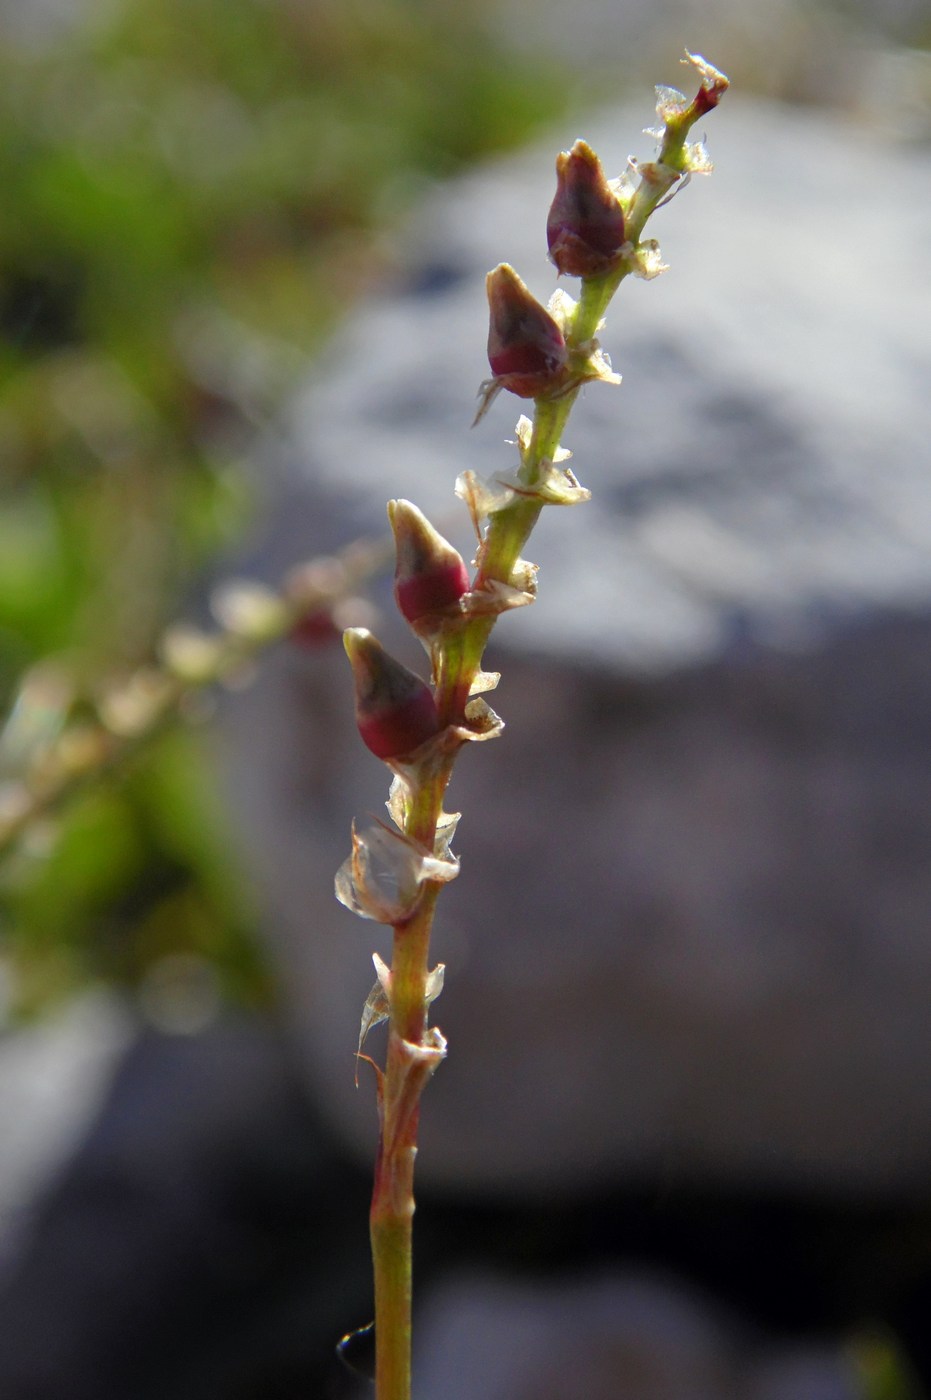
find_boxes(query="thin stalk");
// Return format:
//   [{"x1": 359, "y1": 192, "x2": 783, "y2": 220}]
[
  {"x1": 363, "y1": 57, "x2": 727, "y2": 1400},
  {"x1": 0, "y1": 531, "x2": 392, "y2": 861},
  {"x1": 366, "y1": 228, "x2": 635, "y2": 1400},
  {"x1": 371, "y1": 884, "x2": 441, "y2": 1400}
]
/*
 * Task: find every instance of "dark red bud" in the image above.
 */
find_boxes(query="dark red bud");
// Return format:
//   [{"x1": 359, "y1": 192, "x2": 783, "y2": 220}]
[
  {"x1": 388, "y1": 499, "x2": 470, "y2": 626},
  {"x1": 396, "y1": 563, "x2": 470, "y2": 624},
  {"x1": 486, "y1": 264, "x2": 567, "y2": 399},
  {"x1": 343, "y1": 628, "x2": 441, "y2": 760},
  {"x1": 547, "y1": 140, "x2": 626, "y2": 278}
]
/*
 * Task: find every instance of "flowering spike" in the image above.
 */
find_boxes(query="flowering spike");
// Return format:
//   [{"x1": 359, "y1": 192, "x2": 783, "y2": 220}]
[
  {"x1": 485, "y1": 263, "x2": 568, "y2": 401},
  {"x1": 335, "y1": 66, "x2": 728, "y2": 1400},
  {"x1": 547, "y1": 140, "x2": 627, "y2": 278},
  {"x1": 343, "y1": 628, "x2": 440, "y2": 760},
  {"x1": 388, "y1": 499, "x2": 471, "y2": 628}
]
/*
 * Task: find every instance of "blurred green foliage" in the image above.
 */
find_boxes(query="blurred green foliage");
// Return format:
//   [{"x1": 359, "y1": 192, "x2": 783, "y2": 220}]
[
  {"x1": 0, "y1": 0, "x2": 566, "y2": 1019},
  {"x1": 852, "y1": 1330, "x2": 926, "y2": 1400}
]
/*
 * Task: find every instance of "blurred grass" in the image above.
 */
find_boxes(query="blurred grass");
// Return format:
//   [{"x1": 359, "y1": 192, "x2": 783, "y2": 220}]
[{"x1": 0, "y1": 0, "x2": 568, "y2": 1020}]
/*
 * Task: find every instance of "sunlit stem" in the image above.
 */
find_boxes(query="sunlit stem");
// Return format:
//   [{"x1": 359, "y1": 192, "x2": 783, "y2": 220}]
[{"x1": 367, "y1": 62, "x2": 726, "y2": 1400}]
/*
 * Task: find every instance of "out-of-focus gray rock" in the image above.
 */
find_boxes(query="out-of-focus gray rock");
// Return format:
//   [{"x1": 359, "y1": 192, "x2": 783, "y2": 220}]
[
  {"x1": 404, "y1": 1271, "x2": 860, "y2": 1400},
  {"x1": 224, "y1": 95, "x2": 931, "y2": 1197},
  {"x1": 0, "y1": 1016, "x2": 373, "y2": 1400},
  {"x1": 490, "y1": 0, "x2": 931, "y2": 113},
  {"x1": 0, "y1": 992, "x2": 133, "y2": 1271}
]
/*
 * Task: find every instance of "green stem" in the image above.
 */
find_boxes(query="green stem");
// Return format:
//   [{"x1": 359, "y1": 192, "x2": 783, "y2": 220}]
[
  {"x1": 366, "y1": 63, "x2": 727, "y2": 1400},
  {"x1": 371, "y1": 882, "x2": 441, "y2": 1400},
  {"x1": 368, "y1": 317, "x2": 597, "y2": 1400},
  {"x1": 368, "y1": 221, "x2": 633, "y2": 1400},
  {"x1": 371, "y1": 865, "x2": 445, "y2": 1400},
  {"x1": 370, "y1": 1170, "x2": 413, "y2": 1400}
]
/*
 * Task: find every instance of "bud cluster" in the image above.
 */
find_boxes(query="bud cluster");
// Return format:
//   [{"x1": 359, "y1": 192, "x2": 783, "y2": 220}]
[
  {"x1": 337, "y1": 503, "x2": 474, "y2": 919},
  {"x1": 335, "y1": 55, "x2": 727, "y2": 1400},
  {"x1": 471, "y1": 52, "x2": 727, "y2": 427},
  {"x1": 337, "y1": 50, "x2": 728, "y2": 931},
  {"x1": 340, "y1": 498, "x2": 473, "y2": 774},
  {"x1": 473, "y1": 140, "x2": 636, "y2": 424}
]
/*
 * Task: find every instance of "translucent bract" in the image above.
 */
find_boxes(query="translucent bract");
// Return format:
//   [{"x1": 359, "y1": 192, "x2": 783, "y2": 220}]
[{"x1": 336, "y1": 818, "x2": 460, "y2": 925}]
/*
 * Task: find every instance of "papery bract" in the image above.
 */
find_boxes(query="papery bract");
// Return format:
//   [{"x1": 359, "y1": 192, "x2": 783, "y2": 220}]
[{"x1": 335, "y1": 818, "x2": 459, "y2": 926}]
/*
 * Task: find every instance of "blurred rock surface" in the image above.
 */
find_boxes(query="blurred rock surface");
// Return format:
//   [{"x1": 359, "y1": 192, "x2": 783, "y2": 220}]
[
  {"x1": 407, "y1": 1272, "x2": 861, "y2": 1400},
  {"x1": 0, "y1": 1016, "x2": 373, "y2": 1400},
  {"x1": 0, "y1": 992, "x2": 133, "y2": 1274}
]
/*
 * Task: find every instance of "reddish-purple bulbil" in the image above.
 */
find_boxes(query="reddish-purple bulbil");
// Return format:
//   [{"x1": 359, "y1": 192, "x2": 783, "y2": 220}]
[
  {"x1": 547, "y1": 140, "x2": 626, "y2": 278},
  {"x1": 343, "y1": 628, "x2": 441, "y2": 760},
  {"x1": 486, "y1": 263, "x2": 568, "y2": 399},
  {"x1": 389, "y1": 499, "x2": 470, "y2": 627}
]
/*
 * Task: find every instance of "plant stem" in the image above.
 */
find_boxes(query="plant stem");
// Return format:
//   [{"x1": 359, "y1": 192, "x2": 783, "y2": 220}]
[
  {"x1": 0, "y1": 531, "x2": 392, "y2": 862},
  {"x1": 370, "y1": 1166, "x2": 413, "y2": 1400},
  {"x1": 371, "y1": 881, "x2": 443, "y2": 1398},
  {"x1": 367, "y1": 252, "x2": 631, "y2": 1400},
  {"x1": 367, "y1": 314, "x2": 599, "y2": 1400},
  {"x1": 365, "y1": 59, "x2": 727, "y2": 1397}
]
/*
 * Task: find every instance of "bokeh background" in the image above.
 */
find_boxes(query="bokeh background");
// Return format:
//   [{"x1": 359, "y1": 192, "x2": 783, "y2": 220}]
[
  {"x1": 0, "y1": 0, "x2": 573, "y2": 1019},
  {"x1": 1, "y1": 0, "x2": 931, "y2": 1396}
]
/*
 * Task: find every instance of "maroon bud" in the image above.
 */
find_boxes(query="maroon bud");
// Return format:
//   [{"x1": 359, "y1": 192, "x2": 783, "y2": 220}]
[
  {"x1": 343, "y1": 628, "x2": 441, "y2": 760},
  {"x1": 486, "y1": 264, "x2": 568, "y2": 400},
  {"x1": 388, "y1": 499, "x2": 470, "y2": 627},
  {"x1": 547, "y1": 140, "x2": 626, "y2": 278}
]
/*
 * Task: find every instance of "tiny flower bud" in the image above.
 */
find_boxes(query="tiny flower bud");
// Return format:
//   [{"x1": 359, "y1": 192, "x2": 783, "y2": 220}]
[
  {"x1": 547, "y1": 140, "x2": 626, "y2": 278},
  {"x1": 685, "y1": 51, "x2": 729, "y2": 115},
  {"x1": 486, "y1": 263, "x2": 568, "y2": 399},
  {"x1": 343, "y1": 628, "x2": 440, "y2": 760},
  {"x1": 388, "y1": 499, "x2": 470, "y2": 626}
]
